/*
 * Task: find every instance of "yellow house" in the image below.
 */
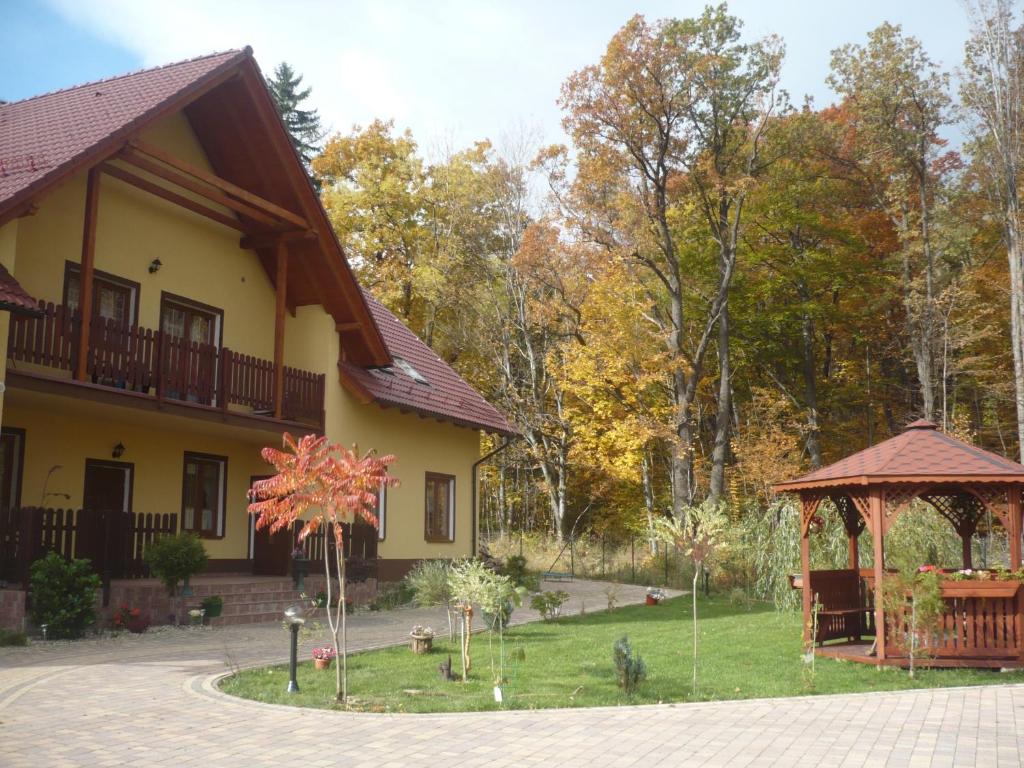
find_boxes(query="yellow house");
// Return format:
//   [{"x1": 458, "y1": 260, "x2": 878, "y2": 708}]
[{"x1": 0, "y1": 48, "x2": 514, "y2": 602}]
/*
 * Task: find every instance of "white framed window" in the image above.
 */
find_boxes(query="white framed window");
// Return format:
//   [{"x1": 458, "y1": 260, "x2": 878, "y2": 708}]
[{"x1": 182, "y1": 452, "x2": 227, "y2": 538}]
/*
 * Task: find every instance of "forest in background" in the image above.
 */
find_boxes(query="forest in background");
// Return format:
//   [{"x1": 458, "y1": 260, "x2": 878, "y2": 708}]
[{"x1": 274, "y1": 1, "x2": 1024, "y2": 549}]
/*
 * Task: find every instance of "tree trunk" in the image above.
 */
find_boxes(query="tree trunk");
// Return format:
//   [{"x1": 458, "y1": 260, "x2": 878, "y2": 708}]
[
  {"x1": 800, "y1": 305, "x2": 823, "y2": 468},
  {"x1": 709, "y1": 303, "x2": 731, "y2": 502}
]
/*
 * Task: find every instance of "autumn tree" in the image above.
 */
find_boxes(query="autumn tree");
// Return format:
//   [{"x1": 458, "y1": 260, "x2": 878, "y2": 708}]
[
  {"x1": 962, "y1": 0, "x2": 1024, "y2": 458},
  {"x1": 248, "y1": 434, "x2": 397, "y2": 704},
  {"x1": 829, "y1": 23, "x2": 954, "y2": 423},
  {"x1": 559, "y1": 6, "x2": 782, "y2": 514}
]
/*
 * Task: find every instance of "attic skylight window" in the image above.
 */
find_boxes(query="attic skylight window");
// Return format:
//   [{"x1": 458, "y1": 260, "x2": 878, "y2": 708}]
[{"x1": 394, "y1": 356, "x2": 429, "y2": 385}]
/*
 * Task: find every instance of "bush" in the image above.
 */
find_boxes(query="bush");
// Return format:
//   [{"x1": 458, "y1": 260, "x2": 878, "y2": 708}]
[
  {"x1": 143, "y1": 533, "x2": 208, "y2": 596},
  {"x1": 406, "y1": 559, "x2": 452, "y2": 608},
  {"x1": 530, "y1": 590, "x2": 570, "y2": 620},
  {"x1": 29, "y1": 553, "x2": 101, "y2": 639},
  {"x1": 0, "y1": 629, "x2": 28, "y2": 646},
  {"x1": 499, "y1": 554, "x2": 540, "y2": 592},
  {"x1": 369, "y1": 580, "x2": 415, "y2": 611},
  {"x1": 613, "y1": 635, "x2": 646, "y2": 695}
]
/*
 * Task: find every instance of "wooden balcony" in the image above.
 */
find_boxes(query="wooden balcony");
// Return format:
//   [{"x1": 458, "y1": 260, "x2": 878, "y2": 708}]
[{"x1": 7, "y1": 301, "x2": 325, "y2": 428}]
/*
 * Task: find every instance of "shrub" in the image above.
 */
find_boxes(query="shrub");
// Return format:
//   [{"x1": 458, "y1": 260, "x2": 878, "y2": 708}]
[
  {"x1": 530, "y1": 590, "x2": 570, "y2": 620},
  {"x1": 29, "y1": 553, "x2": 101, "y2": 639},
  {"x1": 0, "y1": 629, "x2": 28, "y2": 646},
  {"x1": 369, "y1": 580, "x2": 415, "y2": 611},
  {"x1": 500, "y1": 554, "x2": 540, "y2": 592},
  {"x1": 613, "y1": 635, "x2": 646, "y2": 695},
  {"x1": 143, "y1": 533, "x2": 208, "y2": 596},
  {"x1": 406, "y1": 559, "x2": 453, "y2": 608}
]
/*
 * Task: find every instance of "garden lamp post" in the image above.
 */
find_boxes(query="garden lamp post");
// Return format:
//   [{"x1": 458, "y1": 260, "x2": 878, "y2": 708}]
[{"x1": 283, "y1": 603, "x2": 306, "y2": 693}]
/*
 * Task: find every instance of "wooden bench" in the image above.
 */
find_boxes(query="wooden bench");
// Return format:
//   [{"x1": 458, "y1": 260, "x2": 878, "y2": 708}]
[
  {"x1": 808, "y1": 569, "x2": 871, "y2": 644},
  {"x1": 543, "y1": 571, "x2": 573, "y2": 582}
]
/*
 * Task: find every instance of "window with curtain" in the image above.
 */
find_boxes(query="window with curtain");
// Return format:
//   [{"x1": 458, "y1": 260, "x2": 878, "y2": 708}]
[
  {"x1": 182, "y1": 452, "x2": 227, "y2": 538},
  {"x1": 425, "y1": 472, "x2": 455, "y2": 542}
]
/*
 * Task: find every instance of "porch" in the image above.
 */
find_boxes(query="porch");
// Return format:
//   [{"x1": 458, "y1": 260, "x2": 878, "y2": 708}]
[{"x1": 7, "y1": 302, "x2": 326, "y2": 429}]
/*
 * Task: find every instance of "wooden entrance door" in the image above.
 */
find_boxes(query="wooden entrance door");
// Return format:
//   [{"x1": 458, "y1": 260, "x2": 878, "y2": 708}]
[
  {"x1": 250, "y1": 475, "x2": 292, "y2": 576},
  {"x1": 82, "y1": 460, "x2": 133, "y2": 577}
]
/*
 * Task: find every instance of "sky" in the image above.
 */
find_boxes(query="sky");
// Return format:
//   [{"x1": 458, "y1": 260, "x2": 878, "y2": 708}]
[{"x1": 1, "y1": 0, "x2": 973, "y2": 155}]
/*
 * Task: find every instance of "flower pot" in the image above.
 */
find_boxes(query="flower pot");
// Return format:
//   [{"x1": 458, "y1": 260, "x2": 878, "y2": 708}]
[
  {"x1": 646, "y1": 595, "x2": 659, "y2": 606},
  {"x1": 410, "y1": 634, "x2": 433, "y2": 654},
  {"x1": 314, "y1": 657, "x2": 332, "y2": 671},
  {"x1": 127, "y1": 617, "x2": 150, "y2": 634},
  {"x1": 202, "y1": 602, "x2": 223, "y2": 619}
]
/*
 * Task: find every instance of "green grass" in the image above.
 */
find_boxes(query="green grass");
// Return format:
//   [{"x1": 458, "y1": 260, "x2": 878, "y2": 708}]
[{"x1": 220, "y1": 596, "x2": 1023, "y2": 713}]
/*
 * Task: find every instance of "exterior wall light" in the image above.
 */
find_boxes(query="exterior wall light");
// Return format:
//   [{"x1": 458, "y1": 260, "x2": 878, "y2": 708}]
[
  {"x1": 112, "y1": 442, "x2": 126, "y2": 459},
  {"x1": 148, "y1": 258, "x2": 162, "y2": 274}
]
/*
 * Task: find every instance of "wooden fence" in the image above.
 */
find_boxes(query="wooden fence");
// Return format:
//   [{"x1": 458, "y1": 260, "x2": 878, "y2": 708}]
[
  {"x1": 8, "y1": 301, "x2": 326, "y2": 426},
  {"x1": 0, "y1": 507, "x2": 178, "y2": 590}
]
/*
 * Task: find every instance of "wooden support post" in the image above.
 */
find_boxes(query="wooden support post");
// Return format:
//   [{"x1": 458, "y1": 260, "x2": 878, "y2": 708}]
[
  {"x1": 961, "y1": 533, "x2": 973, "y2": 570},
  {"x1": 75, "y1": 168, "x2": 101, "y2": 381},
  {"x1": 273, "y1": 241, "x2": 288, "y2": 420},
  {"x1": 871, "y1": 489, "x2": 886, "y2": 661},
  {"x1": 1009, "y1": 486, "x2": 1022, "y2": 571},
  {"x1": 800, "y1": 524, "x2": 812, "y2": 645},
  {"x1": 848, "y1": 532, "x2": 859, "y2": 571}
]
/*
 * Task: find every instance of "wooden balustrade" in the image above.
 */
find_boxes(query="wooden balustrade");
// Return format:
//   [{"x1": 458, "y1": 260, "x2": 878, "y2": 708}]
[
  {"x1": 7, "y1": 300, "x2": 325, "y2": 426},
  {"x1": 884, "y1": 580, "x2": 1023, "y2": 662}
]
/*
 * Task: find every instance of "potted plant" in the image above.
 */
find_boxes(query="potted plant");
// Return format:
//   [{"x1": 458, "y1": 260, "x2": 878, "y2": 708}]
[
  {"x1": 312, "y1": 645, "x2": 336, "y2": 670},
  {"x1": 201, "y1": 595, "x2": 223, "y2": 619},
  {"x1": 113, "y1": 604, "x2": 151, "y2": 634},
  {"x1": 410, "y1": 624, "x2": 435, "y2": 654},
  {"x1": 315, "y1": 590, "x2": 328, "y2": 608},
  {"x1": 646, "y1": 587, "x2": 665, "y2": 606},
  {"x1": 188, "y1": 608, "x2": 205, "y2": 626}
]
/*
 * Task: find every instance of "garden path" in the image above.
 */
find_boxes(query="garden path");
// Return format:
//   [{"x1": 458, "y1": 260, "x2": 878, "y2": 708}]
[{"x1": 0, "y1": 578, "x2": 1019, "y2": 767}]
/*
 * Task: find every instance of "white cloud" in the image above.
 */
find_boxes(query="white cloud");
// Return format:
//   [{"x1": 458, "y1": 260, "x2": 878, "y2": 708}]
[{"x1": 43, "y1": 0, "x2": 972, "y2": 155}]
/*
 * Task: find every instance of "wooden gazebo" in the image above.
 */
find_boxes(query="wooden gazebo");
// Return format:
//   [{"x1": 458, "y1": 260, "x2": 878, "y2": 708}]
[{"x1": 774, "y1": 419, "x2": 1024, "y2": 668}]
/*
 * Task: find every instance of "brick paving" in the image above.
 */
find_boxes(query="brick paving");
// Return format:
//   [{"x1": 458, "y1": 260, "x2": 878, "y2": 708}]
[{"x1": 1, "y1": 579, "x2": 1022, "y2": 767}]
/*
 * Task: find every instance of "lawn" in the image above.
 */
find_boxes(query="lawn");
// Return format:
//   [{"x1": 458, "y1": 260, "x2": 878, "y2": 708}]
[{"x1": 220, "y1": 596, "x2": 1023, "y2": 713}]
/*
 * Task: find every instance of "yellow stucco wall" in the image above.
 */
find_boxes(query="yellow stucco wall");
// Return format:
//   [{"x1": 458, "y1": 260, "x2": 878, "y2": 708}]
[
  {"x1": 0, "y1": 219, "x2": 17, "y2": 420},
  {"x1": 2, "y1": 109, "x2": 482, "y2": 567},
  {"x1": 3, "y1": 392, "x2": 270, "y2": 560}
]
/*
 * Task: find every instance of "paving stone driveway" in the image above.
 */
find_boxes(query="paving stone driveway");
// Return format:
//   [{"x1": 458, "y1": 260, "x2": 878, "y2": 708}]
[{"x1": 1, "y1": 579, "x2": 1022, "y2": 767}]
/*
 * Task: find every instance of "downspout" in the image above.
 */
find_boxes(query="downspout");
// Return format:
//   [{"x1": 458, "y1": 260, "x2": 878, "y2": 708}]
[{"x1": 472, "y1": 436, "x2": 516, "y2": 557}]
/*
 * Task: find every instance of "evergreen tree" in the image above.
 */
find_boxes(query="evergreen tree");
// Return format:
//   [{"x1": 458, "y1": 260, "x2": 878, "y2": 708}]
[{"x1": 268, "y1": 62, "x2": 324, "y2": 175}]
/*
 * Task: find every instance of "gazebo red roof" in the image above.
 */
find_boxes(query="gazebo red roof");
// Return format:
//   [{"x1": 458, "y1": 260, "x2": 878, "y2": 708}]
[{"x1": 774, "y1": 420, "x2": 1024, "y2": 491}]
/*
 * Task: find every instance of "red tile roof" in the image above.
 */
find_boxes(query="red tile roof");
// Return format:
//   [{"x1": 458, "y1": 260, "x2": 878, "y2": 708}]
[
  {"x1": 0, "y1": 50, "x2": 246, "y2": 216},
  {"x1": 339, "y1": 292, "x2": 516, "y2": 436},
  {"x1": 775, "y1": 419, "x2": 1024, "y2": 490},
  {"x1": 0, "y1": 263, "x2": 39, "y2": 315}
]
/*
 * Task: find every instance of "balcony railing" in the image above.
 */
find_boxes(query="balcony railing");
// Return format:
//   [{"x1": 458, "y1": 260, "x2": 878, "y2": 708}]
[{"x1": 8, "y1": 301, "x2": 325, "y2": 426}]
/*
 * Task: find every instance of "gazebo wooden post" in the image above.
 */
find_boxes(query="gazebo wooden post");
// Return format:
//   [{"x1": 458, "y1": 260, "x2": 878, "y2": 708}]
[
  {"x1": 800, "y1": 506, "x2": 812, "y2": 645},
  {"x1": 870, "y1": 488, "x2": 886, "y2": 661},
  {"x1": 1009, "y1": 486, "x2": 1022, "y2": 570}
]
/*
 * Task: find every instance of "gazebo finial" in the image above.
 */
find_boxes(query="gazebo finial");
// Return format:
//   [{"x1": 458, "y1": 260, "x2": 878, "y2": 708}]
[{"x1": 905, "y1": 418, "x2": 938, "y2": 430}]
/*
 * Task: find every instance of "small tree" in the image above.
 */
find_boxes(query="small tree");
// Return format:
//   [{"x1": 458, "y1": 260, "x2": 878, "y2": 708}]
[
  {"x1": 144, "y1": 533, "x2": 208, "y2": 596},
  {"x1": 248, "y1": 433, "x2": 397, "y2": 704},
  {"x1": 655, "y1": 502, "x2": 729, "y2": 696},
  {"x1": 447, "y1": 559, "x2": 525, "y2": 683},
  {"x1": 406, "y1": 559, "x2": 455, "y2": 640}
]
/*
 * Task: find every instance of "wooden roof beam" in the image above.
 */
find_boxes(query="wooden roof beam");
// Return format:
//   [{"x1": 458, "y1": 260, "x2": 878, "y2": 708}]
[
  {"x1": 239, "y1": 230, "x2": 316, "y2": 250},
  {"x1": 100, "y1": 163, "x2": 248, "y2": 233},
  {"x1": 128, "y1": 138, "x2": 309, "y2": 229},
  {"x1": 119, "y1": 149, "x2": 280, "y2": 228}
]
